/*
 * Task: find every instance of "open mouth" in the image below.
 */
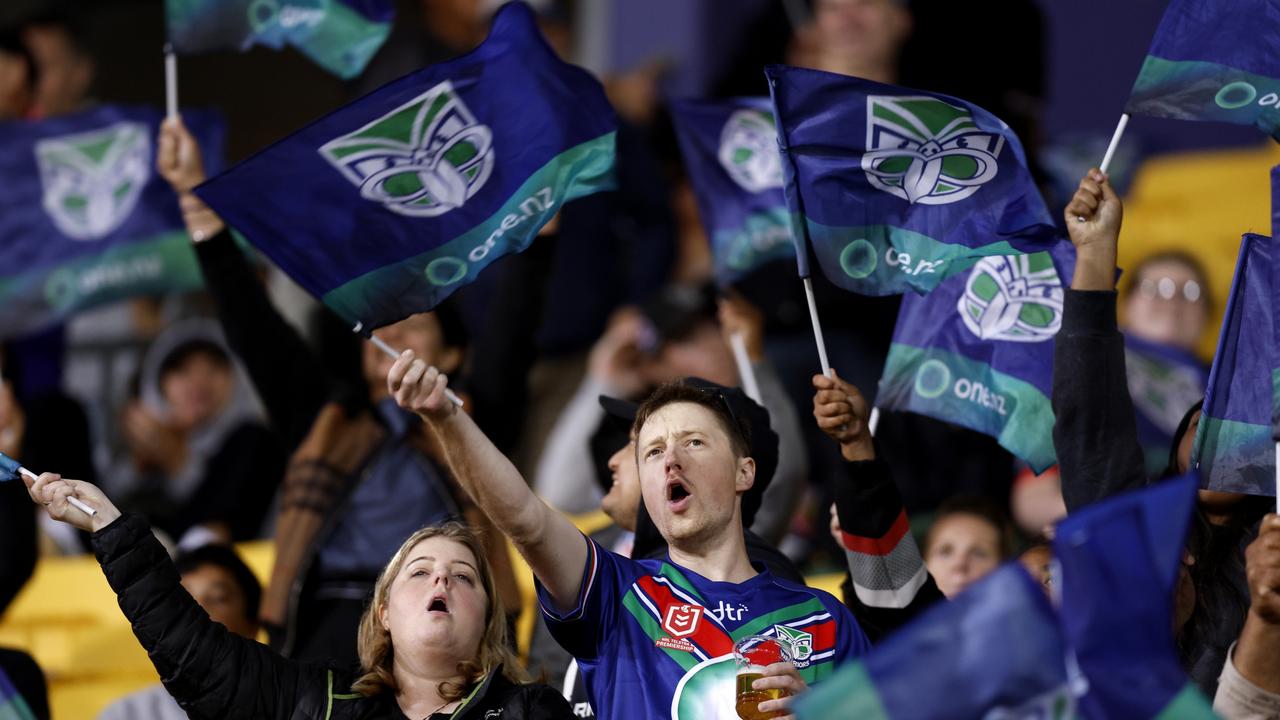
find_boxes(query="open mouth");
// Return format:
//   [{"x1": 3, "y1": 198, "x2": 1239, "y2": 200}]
[
  {"x1": 667, "y1": 479, "x2": 692, "y2": 510},
  {"x1": 428, "y1": 596, "x2": 449, "y2": 614}
]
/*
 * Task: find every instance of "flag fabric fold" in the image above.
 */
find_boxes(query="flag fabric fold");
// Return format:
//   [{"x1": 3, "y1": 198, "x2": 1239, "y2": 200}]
[
  {"x1": 669, "y1": 97, "x2": 794, "y2": 285},
  {"x1": 1194, "y1": 233, "x2": 1275, "y2": 495},
  {"x1": 193, "y1": 2, "x2": 618, "y2": 330},
  {"x1": 165, "y1": 0, "x2": 395, "y2": 80},
  {"x1": 1124, "y1": 0, "x2": 1280, "y2": 140},
  {"x1": 0, "y1": 105, "x2": 224, "y2": 339},
  {"x1": 1124, "y1": 335, "x2": 1209, "y2": 476},
  {"x1": 875, "y1": 242, "x2": 1074, "y2": 472},
  {"x1": 796, "y1": 476, "x2": 1215, "y2": 720},
  {"x1": 1052, "y1": 473, "x2": 1213, "y2": 719},
  {"x1": 765, "y1": 64, "x2": 1060, "y2": 297}
]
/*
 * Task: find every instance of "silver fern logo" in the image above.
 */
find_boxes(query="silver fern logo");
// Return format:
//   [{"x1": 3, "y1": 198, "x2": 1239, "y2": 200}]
[
  {"x1": 959, "y1": 254, "x2": 1062, "y2": 343},
  {"x1": 862, "y1": 95, "x2": 1004, "y2": 205},
  {"x1": 718, "y1": 108, "x2": 783, "y2": 193},
  {"x1": 320, "y1": 80, "x2": 494, "y2": 217},
  {"x1": 35, "y1": 121, "x2": 150, "y2": 240}
]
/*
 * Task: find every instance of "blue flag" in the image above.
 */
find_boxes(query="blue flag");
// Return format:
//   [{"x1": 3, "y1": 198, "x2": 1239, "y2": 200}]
[
  {"x1": 670, "y1": 98, "x2": 794, "y2": 285},
  {"x1": 0, "y1": 106, "x2": 224, "y2": 339},
  {"x1": 1273, "y1": 165, "x2": 1280, "y2": 441},
  {"x1": 1193, "y1": 233, "x2": 1274, "y2": 495},
  {"x1": 875, "y1": 242, "x2": 1073, "y2": 472},
  {"x1": 193, "y1": 2, "x2": 617, "y2": 330},
  {"x1": 797, "y1": 477, "x2": 1215, "y2": 720},
  {"x1": 0, "y1": 452, "x2": 21, "y2": 483},
  {"x1": 1125, "y1": 0, "x2": 1280, "y2": 140},
  {"x1": 1124, "y1": 335, "x2": 1210, "y2": 476},
  {"x1": 0, "y1": 666, "x2": 37, "y2": 720},
  {"x1": 1053, "y1": 473, "x2": 1214, "y2": 719},
  {"x1": 796, "y1": 564, "x2": 1073, "y2": 719},
  {"x1": 165, "y1": 0, "x2": 394, "y2": 80},
  {"x1": 765, "y1": 65, "x2": 1060, "y2": 297}
]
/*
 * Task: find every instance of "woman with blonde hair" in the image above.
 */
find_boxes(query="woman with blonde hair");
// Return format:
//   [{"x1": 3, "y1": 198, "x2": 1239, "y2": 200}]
[{"x1": 24, "y1": 471, "x2": 572, "y2": 720}]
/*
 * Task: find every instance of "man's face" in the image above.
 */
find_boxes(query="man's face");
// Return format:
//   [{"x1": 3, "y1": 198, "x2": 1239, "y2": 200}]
[
  {"x1": 160, "y1": 351, "x2": 234, "y2": 430},
  {"x1": 601, "y1": 439, "x2": 642, "y2": 532},
  {"x1": 181, "y1": 563, "x2": 257, "y2": 639},
  {"x1": 364, "y1": 312, "x2": 458, "y2": 399},
  {"x1": 635, "y1": 402, "x2": 753, "y2": 551}
]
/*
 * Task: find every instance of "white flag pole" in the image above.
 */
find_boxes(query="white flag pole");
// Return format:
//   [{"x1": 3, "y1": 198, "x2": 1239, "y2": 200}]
[
  {"x1": 1099, "y1": 113, "x2": 1130, "y2": 175},
  {"x1": 729, "y1": 331, "x2": 762, "y2": 403},
  {"x1": 164, "y1": 43, "x2": 179, "y2": 120},
  {"x1": 1274, "y1": 441, "x2": 1278, "y2": 511},
  {"x1": 352, "y1": 323, "x2": 464, "y2": 407},
  {"x1": 803, "y1": 276, "x2": 834, "y2": 378}
]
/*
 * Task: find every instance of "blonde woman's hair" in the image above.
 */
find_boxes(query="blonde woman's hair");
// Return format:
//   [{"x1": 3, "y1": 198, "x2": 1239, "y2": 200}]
[{"x1": 351, "y1": 521, "x2": 528, "y2": 699}]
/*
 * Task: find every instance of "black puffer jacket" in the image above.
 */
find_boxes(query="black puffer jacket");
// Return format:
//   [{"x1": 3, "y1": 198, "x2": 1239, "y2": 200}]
[{"x1": 94, "y1": 513, "x2": 572, "y2": 720}]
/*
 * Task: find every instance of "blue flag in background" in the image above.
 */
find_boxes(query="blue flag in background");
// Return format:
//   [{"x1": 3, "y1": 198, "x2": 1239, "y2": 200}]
[
  {"x1": 875, "y1": 242, "x2": 1073, "y2": 472},
  {"x1": 1273, "y1": 166, "x2": 1280, "y2": 442},
  {"x1": 1053, "y1": 473, "x2": 1214, "y2": 719},
  {"x1": 1193, "y1": 233, "x2": 1274, "y2": 495},
  {"x1": 670, "y1": 98, "x2": 794, "y2": 285},
  {"x1": 0, "y1": 105, "x2": 224, "y2": 340},
  {"x1": 165, "y1": 0, "x2": 394, "y2": 80},
  {"x1": 1125, "y1": 335, "x2": 1210, "y2": 476},
  {"x1": 797, "y1": 477, "x2": 1215, "y2": 720},
  {"x1": 765, "y1": 65, "x2": 1060, "y2": 296},
  {"x1": 1125, "y1": 0, "x2": 1280, "y2": 140},
  {"x1": 194, "y1": 2, "x2": 617, "y2": 330},
  {"x1": 796, "y1": 564, "x2": 1073, "y2": 720},
  {"x1": 0, "y1": 666, "x2": 37, "y2": 720}
]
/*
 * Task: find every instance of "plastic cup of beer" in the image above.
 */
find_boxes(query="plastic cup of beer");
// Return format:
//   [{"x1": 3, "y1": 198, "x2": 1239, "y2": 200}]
[{"x1": 734, "y1": 634, "x2": 793, "y2": 720}]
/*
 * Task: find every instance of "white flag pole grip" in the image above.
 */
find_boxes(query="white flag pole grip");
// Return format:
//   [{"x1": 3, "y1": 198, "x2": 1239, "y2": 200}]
[
  {"x1": 1098, "y1": 113, "x2": 1129, "y2": 176},
  {"x1": 19, "y1": 466, "x2": 96, "y2": 517},
  {"x1": 354, "y1": 323, "x2": 464, "y2": 407}
]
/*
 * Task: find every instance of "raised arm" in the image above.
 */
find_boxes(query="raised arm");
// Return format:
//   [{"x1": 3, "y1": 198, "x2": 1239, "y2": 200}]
[
  {"x1": 387, "y1": 351, "x2": 589, "y2": 611},
  {"x1": 23, "y1": 474, "x2": 312, "y2": 720},
  {"x1": 1053, "y1": 170, "x2": 1147, "y2": 510},
  {"x1": 157, "y1": 117, "x2": 334, "y2": 452},
  {"x1": 812, "y1": 372, "x2": 942, "y2": 642},
  {"x1": 1215, "y1": 514, "x2": 1280, "y2": 716}
]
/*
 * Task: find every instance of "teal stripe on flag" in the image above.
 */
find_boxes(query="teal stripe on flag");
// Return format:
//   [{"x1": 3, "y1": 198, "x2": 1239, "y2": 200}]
[
  {"x1": 297, "y1": 1, "x2": 393, "y2": 80},
  {"x1": 1128, "y1": 56, "x2": 1280, "y2": 138},
  {"x1": 322, "y1": 131, "x2": 616, "y2": 325},
  {"x1": 802, "y1": 216, "x2": 1023, "y2": 296},
  {"x1": 1153, "y1": 682, "x2": 1216, "y2": 719},
  {"x1": 0, "y1": 230, "x2": 203, "y2": 337},
  {"x1": 794, "y1": 662, "x2": 889, "y2": 720},
  {"x1": 877, "y1": 342, "x2": 1057, "y2": 472},
  {"x1": 1193, "y1": 414, "x2": 1273, "y2": 494}
]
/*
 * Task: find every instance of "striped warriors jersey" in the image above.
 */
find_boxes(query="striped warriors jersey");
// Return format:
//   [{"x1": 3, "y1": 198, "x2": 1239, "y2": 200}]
[{"x1": 538, "y1": 536, "x2": 870, "y2": 719}]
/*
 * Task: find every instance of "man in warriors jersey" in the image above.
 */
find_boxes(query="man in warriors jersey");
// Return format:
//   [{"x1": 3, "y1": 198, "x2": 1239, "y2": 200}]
[{"x1": 388, "y1": 358, "x2": 870, "y2": 719}]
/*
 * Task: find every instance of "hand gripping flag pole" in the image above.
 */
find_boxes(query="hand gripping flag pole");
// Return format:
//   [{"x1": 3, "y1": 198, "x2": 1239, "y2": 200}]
[
  {"x1": 352, "y1": 323, "x2": 465, "y2": 407},
  {"x1": 0, "y1": 452, "x2": 95, "y2": 517}
]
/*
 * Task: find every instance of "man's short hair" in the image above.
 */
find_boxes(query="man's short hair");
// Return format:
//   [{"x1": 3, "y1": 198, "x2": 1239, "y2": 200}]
[
  {"x1": 632, "y1": 380, "x2": 752, "y2": 460},
  {"x1": 174, "y1": 544, "x2": 262, "y2": 626}
]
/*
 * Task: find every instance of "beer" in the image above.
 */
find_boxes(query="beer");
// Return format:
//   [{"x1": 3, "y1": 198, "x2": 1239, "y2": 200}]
[{"x1": 735, "y1": 671, "x2": 789, "y2": 720}]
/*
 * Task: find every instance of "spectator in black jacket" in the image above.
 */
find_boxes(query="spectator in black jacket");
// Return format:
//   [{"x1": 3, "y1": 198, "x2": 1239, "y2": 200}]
[
  {"x1": 23, "y1": 472, "x2": 573, "y2": 720},
  {"x1": 1055, "y1": 168, "x2": 1266, "y2": 695}
]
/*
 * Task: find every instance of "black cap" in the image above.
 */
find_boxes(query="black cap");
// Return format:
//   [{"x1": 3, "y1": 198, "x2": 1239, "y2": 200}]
[{"x1": 596, "y1": 377, "x2": 780, "y2": 525}]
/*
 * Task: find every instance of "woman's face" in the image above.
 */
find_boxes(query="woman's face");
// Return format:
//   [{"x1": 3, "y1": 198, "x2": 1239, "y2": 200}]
[
  {"x1": 160, "y1": 352, "x2": 233, "y2": 430},
  {"x1": 1123, "y1": 258, "x2": 1208, "y2": 351},
  {"x1": 380, "y1": 537, "x2": 488, "y2": 664},
  {"x1": 925, "y1": 513, "x2": 1002, "y2": 598}
]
